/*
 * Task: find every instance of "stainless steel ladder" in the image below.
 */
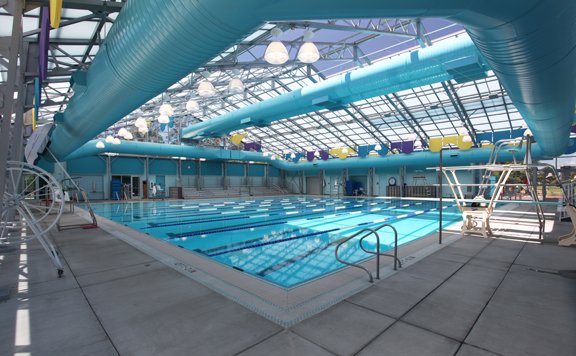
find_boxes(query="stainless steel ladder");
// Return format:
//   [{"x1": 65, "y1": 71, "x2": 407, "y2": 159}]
[{"x1": 335, "y1": 224, "x2": 402, "y2": 283}]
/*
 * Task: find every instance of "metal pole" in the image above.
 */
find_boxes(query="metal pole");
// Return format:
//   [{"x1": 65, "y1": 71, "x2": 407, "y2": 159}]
[
  {"x1": 439, "y1": 148, "x2": 443, "y2": 244},
  {"x1": 0, "y1": 0, "x2": 23, "y2": 215}
]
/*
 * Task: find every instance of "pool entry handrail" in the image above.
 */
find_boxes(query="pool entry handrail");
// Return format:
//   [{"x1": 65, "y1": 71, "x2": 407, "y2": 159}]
[{"x1": 335, "y1": 223, "x2": 401, "y2": 283}]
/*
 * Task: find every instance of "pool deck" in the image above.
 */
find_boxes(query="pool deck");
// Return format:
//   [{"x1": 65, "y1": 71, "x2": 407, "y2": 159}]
[{"x1": 1, "y1": 204, "x2": 576, "y2": 355}]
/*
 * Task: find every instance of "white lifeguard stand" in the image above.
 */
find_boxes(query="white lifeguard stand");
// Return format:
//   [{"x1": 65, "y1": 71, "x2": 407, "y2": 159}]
[{"x1": 431, "y1": 136, "x2": 572, "y2": 242}]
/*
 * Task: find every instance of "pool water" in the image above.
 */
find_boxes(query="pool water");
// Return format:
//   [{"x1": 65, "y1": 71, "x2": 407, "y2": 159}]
[{"x1": 89, "y1": 196, "x2": 460, "y2": 288}]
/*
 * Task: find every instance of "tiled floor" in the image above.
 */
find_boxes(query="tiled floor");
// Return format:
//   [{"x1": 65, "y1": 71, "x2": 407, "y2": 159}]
[{"x1": 1, "y1": 208, "x2": 575, "y2": 356}]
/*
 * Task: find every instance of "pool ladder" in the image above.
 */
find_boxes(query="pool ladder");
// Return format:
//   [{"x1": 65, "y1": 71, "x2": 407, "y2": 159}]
[{"x1": 335, "y1": 224, "x2": 402, "y2": 283}]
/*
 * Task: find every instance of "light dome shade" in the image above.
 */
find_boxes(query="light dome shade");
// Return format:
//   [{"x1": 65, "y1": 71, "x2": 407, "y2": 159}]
[
  {"x1": 264, "y1": 41, "x2": 289, "y2": 65},
  {"x1": 462, "y1": 135, "x2": 472, "y2": 143},
  {"x1": 118, "y1": 128, "x2": 129, "y2": 138},
  {"x1": 159, "y1": 103, "x2": 173, "y2": 116},
  {"x1": 228, "y1": 78, "x2": 244, "y2": 93},
  {"x1": 96, "y1": 141, "x2": 105, "y2": 148},
  {"x1": 105, "y1": 135, "x2": 114, "y2": 143},
  {"x1": 138, "y1": 126, "x2": 149, "y2": 134},
  {"x1": 186, "y1": 99, "x2": 200, "y2": 112},
  {"x1": 124, "y1": 132, "x2": 134, "y2": 140},
  {"x1": 198, "y1": 80, "x2": 216, "y2": 97},
  {"x1": 134, "y1": 117, "x2": 147, "y2": 128},
  {"x1": 297, "y1": 42, "x2": 320, "y2": 64},
  {"x1": 158, "y1": 114, "x2": 170, "y2": 124},
  {"x1": 374, "y1": 144, "x2": 382, "y2": 151},
  {"x1": 458, "y1": 126, "x2": 469, "y2": 136},
  {"x1": 112, "y1": 137, "x2": 121, "y2": 145}
]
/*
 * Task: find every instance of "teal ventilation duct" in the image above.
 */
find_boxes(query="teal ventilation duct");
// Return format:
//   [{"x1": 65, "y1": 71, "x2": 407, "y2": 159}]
[
  {"x1": 48, "y1": 1, "x2": 576, "y2": 161},
  {"x1": 181, "y1": 36, "x2": 488, "y2": 139},
  {"x1": 65, "y1": 139, "x2": 554, "y2": 172}
]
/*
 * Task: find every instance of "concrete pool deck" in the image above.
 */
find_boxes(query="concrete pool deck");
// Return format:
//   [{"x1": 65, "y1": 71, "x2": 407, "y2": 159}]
[{"x1": 1, "y1": 204, "x2": 575, "y2": 355}]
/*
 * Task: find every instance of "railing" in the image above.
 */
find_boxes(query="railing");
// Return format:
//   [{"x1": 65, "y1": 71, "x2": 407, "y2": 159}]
[{"x1": 335, "y1": 224, "x2": 402, "y2": 283}]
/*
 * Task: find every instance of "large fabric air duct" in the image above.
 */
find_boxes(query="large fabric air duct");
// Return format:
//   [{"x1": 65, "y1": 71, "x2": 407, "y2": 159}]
[{"x1": 47, "y1": 1, "x2": 576, "y2": 161}]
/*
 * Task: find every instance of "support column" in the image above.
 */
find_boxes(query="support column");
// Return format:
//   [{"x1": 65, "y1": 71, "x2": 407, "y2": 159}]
[
  {"x1": 342, "y1": 168, "x2": 349, "y2": 196},
  {"x1": 197, "y1": 159, "x2": 203, "y2": 190},
  {"x1": 368, "y1": 168, "x2": 375, "y2": 196},
  {"x1": 400, "y1": 165, "x2": 406, "y2": 197},
  {"x1": 105, "y1": 155, "x2": 112, "y2": 199},
  {"x1": 0, "y1": 0, "x2": 24, "y2": 214},
  {"x1": 320, "y1": 169, "x2": 325, "y2": 195},
  {"x1": 176, "y1": 158, "x2": 182, "y2": 187},
  {"x1": 222, "y1": 162, "x2": 227, "y2": 189}
]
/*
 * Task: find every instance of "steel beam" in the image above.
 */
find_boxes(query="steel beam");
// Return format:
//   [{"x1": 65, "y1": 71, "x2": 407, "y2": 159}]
[{"x1": 0, "y1": 0, "x2": 23, "y2": 216}]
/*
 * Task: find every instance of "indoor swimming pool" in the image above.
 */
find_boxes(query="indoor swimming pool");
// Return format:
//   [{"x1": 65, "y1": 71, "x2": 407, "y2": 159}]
[{"x1": 89, "y1": 197, "x2": 461, "y2": 288}]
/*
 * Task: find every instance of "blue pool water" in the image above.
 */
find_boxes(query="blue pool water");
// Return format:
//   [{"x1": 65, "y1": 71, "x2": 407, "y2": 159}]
[{"x1": 89, "y1": 196, "x2": 460, "y2": 288}]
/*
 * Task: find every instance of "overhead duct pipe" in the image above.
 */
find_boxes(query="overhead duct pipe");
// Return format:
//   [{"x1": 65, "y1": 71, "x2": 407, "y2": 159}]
[
  {"x1": 48, "y1": 0, "x2": 575, "y2": 160},
  {"x1": 66, "y1": 139, "x2": 556, "y2": 171},
  {"x1": 181, "y1": 36, "x2": 488, "y2": 139}
]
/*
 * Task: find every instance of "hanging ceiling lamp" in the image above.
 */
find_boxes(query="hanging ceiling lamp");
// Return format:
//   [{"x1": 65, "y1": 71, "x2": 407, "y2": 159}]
[
  {"x1": 134, "y1": 117, "x2": 147, "y2": 128},
  {"x1": 117, "y1": 127, "x2": 129, "y2": 138},
  {"x1": 264, "y1": 28, "x2": 289, "y2": 65},
  {"x1": 158, "y1": 114, "x2": 170, "y2": 124},
  {"x1": 458, "y1": 126, "x2": 472, "y2": 142},
  {"x1": 186, "y1": 99, "x2": 200, "y2": 112},
  {"x1": 198, "y1": 80, "x2": 216, "y2": 97},
  {"x1": 105, "y1": 135, "x2": 114, "y2": 144},
  {"x1": 159, "y1": 103, "x2": 173, "y2": 116},
  {"x1": 374, "y1": 144, "x2": 382, "y2": 151},
  {"x1": 112, "y1": 137, "x2": 121, "y2": 145},
  {"x1": 228, "y1": 77, "x2": 245, "y2": 94},
  {"x1": 96, "y1": 141, "x2": 105, "y2": 148},
  {"x1": 138, "y1": 126, "x2": 149, "y2": 134},
  {"x1": 297, "y1": 30, "x2": 320, "y2": 64}
]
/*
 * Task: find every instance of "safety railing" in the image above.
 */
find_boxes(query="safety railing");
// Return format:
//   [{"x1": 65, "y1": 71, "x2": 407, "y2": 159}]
[{"x1": 335, "y1": 224, "x2": 402, "y2": 283}]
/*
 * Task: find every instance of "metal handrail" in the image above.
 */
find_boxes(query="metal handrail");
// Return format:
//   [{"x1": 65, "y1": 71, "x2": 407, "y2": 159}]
[
  {"x1": 359, "y1": 224, "x2": 402, "y2": 277},
  {"x1": 335, "y1": 224, "x2": 402, "y2": 283}
]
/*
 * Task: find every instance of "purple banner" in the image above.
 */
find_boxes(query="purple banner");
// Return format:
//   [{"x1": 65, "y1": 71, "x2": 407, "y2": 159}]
[
  {"x1": 306, "y1": 151, "x2": 315, "y2": 162},
  {"x1": 401, "y1": 140, "x2": 414, "y2": 154},
  {"x1": 243, "y1": 142, "x2": 261, "y2": 152},
  {"x1": 390, "y1": 142, "x2": 402, "y2": 152}
]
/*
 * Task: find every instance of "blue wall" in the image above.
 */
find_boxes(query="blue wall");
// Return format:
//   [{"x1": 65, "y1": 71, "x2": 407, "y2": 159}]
[
  {"x1": 68, "y1": 156, "x2": 106, "y2": 175},
  {"x1": 112, "y1": 157, "x2": 144, "y2": 175},
  {"x1": 149, "y1": 159, "x2": 176, "y2": 175},
  {"x1": 202, "y1": 161, "x2": 222, "y2": 175},
  {"x1": 269, "y1": 166, "x2": 280, "y2": 177},
  {"x1": 36, "y1": 158, "x2": 55, "y2": 173},
  {"x1": 182, "y1": 160, "x2": 197, "y2": 175},
  {"x1": 249, "y1": 164, "x2": 265, "y2": 177},
  {"x1": 227, "y1": 163, "x2": 245, "y2": 176}
]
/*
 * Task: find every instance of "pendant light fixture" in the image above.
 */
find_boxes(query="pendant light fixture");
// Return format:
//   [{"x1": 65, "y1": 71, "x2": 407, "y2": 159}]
[
  {"x1": 228, "y1": 77, "x2": 245, "y2": 94},
  {"x1": 264, "y1": 28, "x2": 289, "y2": 65},
  {"x1": 186, "y1": 99, "x2": 200, "y2": 112},
  {"x1": 159, "y1": 103, "x2": 173, "y2": 116},
  {"x1": 158, "y1": 114, "x2": 170, "y2": 124},
  {"x1": 297, "y1": 30, "x2": 320, "y2": 64},
  {"x1": 198, "y1": 80, "x2": 216, "y2": 97}
]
